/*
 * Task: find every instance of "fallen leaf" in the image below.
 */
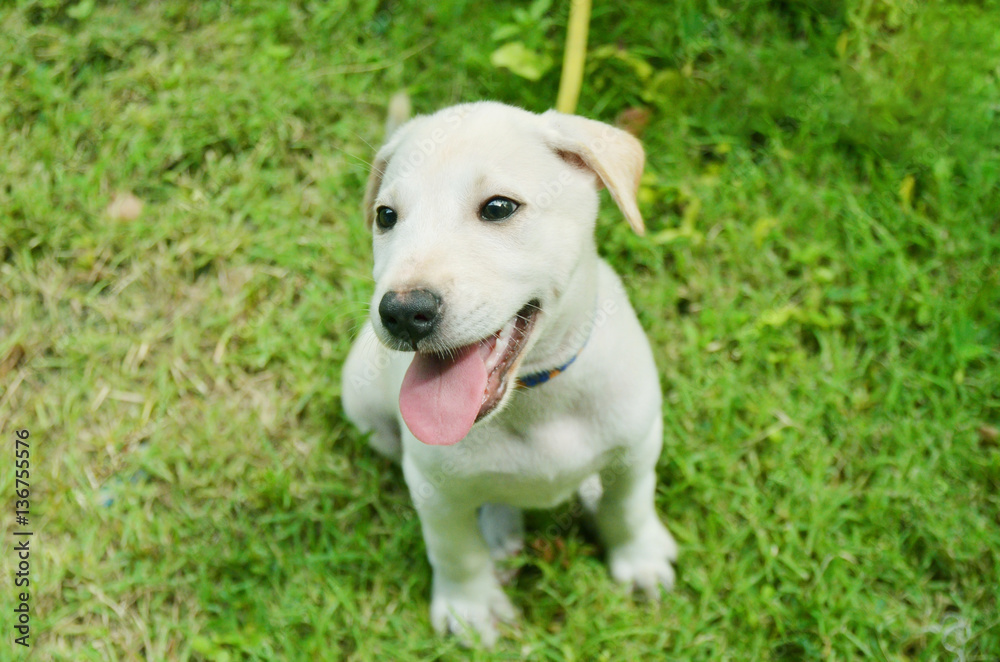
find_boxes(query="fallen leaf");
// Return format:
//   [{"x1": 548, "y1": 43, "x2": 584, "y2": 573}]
[
  {"x1": 106, "y1": 192, "x2": 144, "y2": 222},
  {"x1": 978, "y1": 424, "x2": 999, "y2": 446},
  {"x1": 1, "y1": 344, "x2": 25, "y2": 377},
  {"x1": 616, "y1": 107, "x2": 651, "y2": 138}
]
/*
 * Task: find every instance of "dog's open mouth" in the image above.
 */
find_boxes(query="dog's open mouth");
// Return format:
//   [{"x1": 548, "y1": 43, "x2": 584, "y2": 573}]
[{"x1": 399, "y1": 300, "x2": 539, "y2": 446}]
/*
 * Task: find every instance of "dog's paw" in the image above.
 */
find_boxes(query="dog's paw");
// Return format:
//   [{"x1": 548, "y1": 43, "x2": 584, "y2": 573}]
[
  {"x1": 430, "y1": 580, "x2": 518, "y2": 647},
  {"x1": 608, "y1": 520, "x2": 678, "y2": 599}
]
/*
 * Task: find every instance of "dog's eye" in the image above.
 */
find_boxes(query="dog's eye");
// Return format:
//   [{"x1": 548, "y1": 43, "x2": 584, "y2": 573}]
[
  {"x1": 375, "y1": 206, "x2": 398, "y2": 231},
  {"x1": 479, "y1": 197, "x2": 520, "y2": 222}
]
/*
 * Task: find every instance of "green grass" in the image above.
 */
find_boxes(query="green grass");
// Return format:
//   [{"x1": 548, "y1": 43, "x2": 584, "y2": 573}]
[{"x1": 1, "y1": 0, "x2": 998, "y2": 659}]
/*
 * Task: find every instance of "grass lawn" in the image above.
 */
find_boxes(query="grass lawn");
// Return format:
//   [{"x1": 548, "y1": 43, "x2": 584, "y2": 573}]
[{"x1": 1, "y1": 0, "x2": 999, "y2": 659}]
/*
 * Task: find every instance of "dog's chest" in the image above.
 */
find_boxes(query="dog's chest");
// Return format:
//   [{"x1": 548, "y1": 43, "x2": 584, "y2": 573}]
[{"x1": 440, "y1": 416, "x2": 615, "y2": 509}]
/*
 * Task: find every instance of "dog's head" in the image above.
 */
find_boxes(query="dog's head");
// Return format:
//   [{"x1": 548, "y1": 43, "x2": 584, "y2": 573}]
[{"x1": 362, "y1": 102, "x2": 644, "y2": 446}]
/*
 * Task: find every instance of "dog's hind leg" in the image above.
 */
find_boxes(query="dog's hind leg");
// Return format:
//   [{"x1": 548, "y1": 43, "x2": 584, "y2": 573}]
[
  {"x1": 478, "y1": 503, "x2": 524, "y2": 564},
  {"x1": 595, "y1": 419, "x2": 678, "y2": 597},
  {"x1": 577, "y1": 472, "x2": 603, "y2": 515},
  {"x1": 362, "y1": 415, "x2": 402, "y2": 462}
]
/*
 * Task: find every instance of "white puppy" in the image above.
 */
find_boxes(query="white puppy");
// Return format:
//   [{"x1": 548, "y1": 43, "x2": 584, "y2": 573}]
[{"x1": 342, "y1": 102, "x2": 677, "y2": 645}]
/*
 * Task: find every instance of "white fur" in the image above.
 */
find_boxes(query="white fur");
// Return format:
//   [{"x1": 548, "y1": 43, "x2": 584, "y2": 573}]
[{"x1": 342, "y1": 102, "x2": 677, "y2": 646}]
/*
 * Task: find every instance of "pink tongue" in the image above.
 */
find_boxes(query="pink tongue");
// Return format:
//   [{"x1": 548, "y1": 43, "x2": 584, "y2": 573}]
[{"x1": 399, "y1": 344, "x2": 488, "y2": 446}]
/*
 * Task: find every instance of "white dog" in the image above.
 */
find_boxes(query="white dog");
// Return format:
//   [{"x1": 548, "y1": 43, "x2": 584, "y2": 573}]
[{"x1": 342, "y1": 102, "x2": 677, "y2": 645}]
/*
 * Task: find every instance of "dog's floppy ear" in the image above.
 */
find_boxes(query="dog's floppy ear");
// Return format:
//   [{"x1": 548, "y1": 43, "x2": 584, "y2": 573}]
[
  {"x1": 363, "y1": 93, "x2": 413, "y2": 229},
  {"x1": 541, "y1": 110, "x2": 646, "y2": 235},
  {"x1": 362, "y1": 147, "x2": 391, "y2": 230}
]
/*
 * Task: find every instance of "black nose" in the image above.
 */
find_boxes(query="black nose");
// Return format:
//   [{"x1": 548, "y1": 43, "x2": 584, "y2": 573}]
[{"x1": 378, "y1": 289, "x2": 442, "y2": 346}]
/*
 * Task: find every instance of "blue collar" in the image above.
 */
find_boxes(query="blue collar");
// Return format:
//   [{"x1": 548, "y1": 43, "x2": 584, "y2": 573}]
[
  {"x1": 515, "y1": 304, "x2": 596, "y2": 389},
  {"x1": 516, "y1": 344, "x2": 586, "y2": 388}
]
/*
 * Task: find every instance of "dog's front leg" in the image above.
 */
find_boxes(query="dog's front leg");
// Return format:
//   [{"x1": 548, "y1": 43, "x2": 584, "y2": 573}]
[
  {"x1": 596, "y1": 419, "x2": 679, "y2": 597},
  {"x1": 403, "y1": 459, "x2": 517, "y2": 646}
]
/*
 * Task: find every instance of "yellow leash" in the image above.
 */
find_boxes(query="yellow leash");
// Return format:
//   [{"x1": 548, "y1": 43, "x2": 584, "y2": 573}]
[{"x1": 555, "y1": 0, "x2": 592, "y2": 114}]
